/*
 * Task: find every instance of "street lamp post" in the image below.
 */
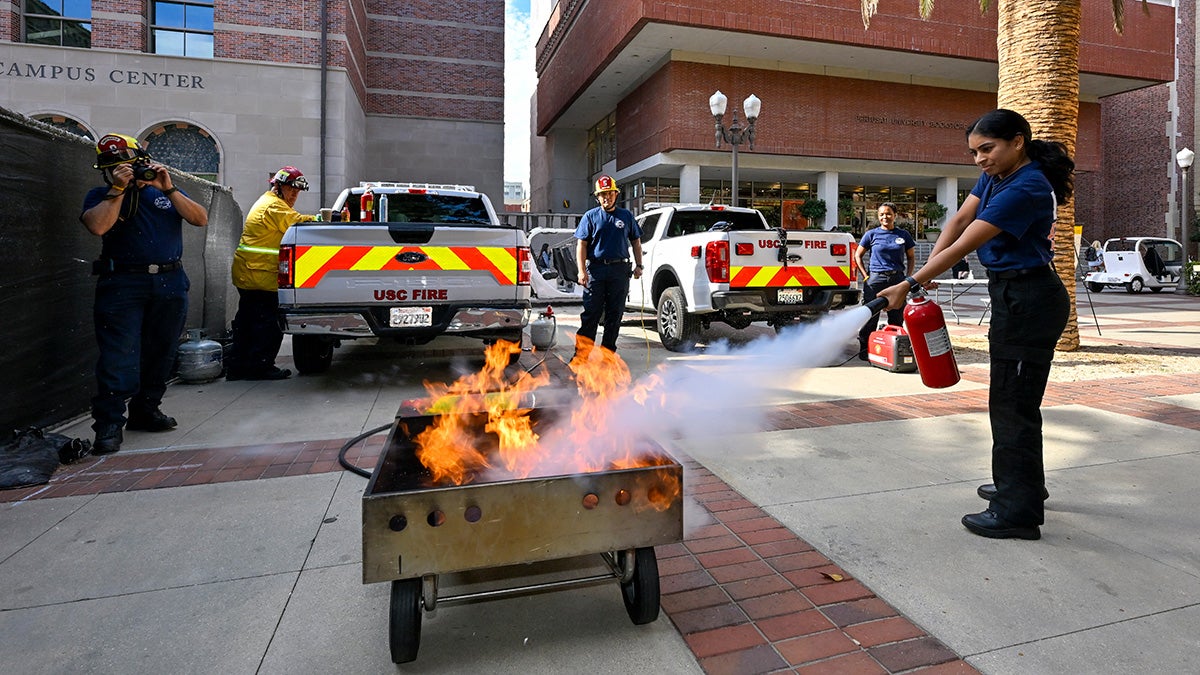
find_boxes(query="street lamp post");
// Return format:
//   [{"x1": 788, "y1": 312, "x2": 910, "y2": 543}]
[
  {"x1": 1177, "y1": 147, "x2": 1194, "y2": 292},
  {"x1": 709, "y1": 91, "x2": 761, "y2": 207}
]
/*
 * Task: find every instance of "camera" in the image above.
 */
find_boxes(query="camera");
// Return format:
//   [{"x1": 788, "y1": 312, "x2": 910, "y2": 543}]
[{"x1": 132, "y1": 159, "x2": 158, "y2": 182}]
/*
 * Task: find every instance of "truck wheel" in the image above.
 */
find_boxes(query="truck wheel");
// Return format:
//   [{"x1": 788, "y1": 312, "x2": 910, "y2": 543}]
[
  {"x1": 293, "y1": 335, "x2": 334, "y2": 374},
  {"x1": 1086, "y1": 282, "x2": 1103, "y2": 293},
  {"x1": 656, "y1": 287, "x2": 699, "y2": 352},
  {"x1": 1125, "y1": 277, "x2": 1144, "y2": 294}
]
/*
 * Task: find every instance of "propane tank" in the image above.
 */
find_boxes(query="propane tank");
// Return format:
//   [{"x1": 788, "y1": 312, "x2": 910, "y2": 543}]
[
  {"x1": 378, "y1": 193, "x2": 389, "y2": 222},
  {"x1": 176, "y1": 329, "x2": 223, "y2": 383},
  {"x1": 360, "y1": 188, "x2": 374, "y2": 222},
  {"x1": 530, "y1": 306, "x2": 557, "y2": 350},
  {"x1": 903, "y1": 293, "x2": 961, "y2": 388}
]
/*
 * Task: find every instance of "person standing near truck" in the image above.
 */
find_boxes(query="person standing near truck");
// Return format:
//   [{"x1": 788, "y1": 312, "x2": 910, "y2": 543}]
[
  {"x1": 854, "y1": 202, "x2": 916, "y2": 360},
  {"x1": 877, "y1": 109, "x2": 1073, "y2": 540},
  {"x1": 81, "y1": 133, "x2": 209, "y2": 454},
  {"x1": 227, "y1": 166, "x2": 315, "y2": 380},
  {"x1": 573, "y1": 175, "x2": 644, "y2": 358}
]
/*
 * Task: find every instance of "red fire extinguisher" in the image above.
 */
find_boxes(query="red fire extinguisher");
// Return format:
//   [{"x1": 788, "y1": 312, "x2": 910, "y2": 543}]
[
  {"x1": 360, "y1": 188, "x2": 374, "y2": 222},
  {"x1": 903, "y1": 292, "x2": 961, "y2": 388}
]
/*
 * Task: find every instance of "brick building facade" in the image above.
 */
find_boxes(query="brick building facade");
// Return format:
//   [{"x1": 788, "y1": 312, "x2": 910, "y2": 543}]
[
  {"x1": 0, "y1": 1, "x2": 504, "y2": 212},
  {"x1": 531, "y1": 0, "x2": 1191, "y2": 246}
]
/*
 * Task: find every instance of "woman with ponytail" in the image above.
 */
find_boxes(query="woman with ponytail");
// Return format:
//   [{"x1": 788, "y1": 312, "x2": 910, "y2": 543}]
[{"x1": 878, "y1": 108, "x2": 1073, "y2": 540}]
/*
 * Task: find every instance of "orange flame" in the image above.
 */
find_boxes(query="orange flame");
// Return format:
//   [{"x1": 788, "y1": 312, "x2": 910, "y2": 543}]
[{"x1": 411, "y1": 338, "x2": 680, "y2": 511}]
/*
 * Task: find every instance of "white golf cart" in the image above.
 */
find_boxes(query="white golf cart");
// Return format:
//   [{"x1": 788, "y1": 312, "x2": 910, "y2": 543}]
[{"x1": 1084, "y1": 236, "x2": 1184, "y2": 293}]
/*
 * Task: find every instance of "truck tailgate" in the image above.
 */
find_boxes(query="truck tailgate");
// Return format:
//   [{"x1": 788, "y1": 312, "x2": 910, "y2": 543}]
[
  {"x1": 284, "y1": 224, "x2": 523, "y2": 306},
  {"x1": 728, "y1": 231, "x2": 853, "y2": 290}
]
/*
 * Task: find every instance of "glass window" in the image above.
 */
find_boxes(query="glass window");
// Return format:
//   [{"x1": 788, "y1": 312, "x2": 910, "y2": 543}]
[
  {"x1": 143, "y1": 123, "x2": 220, "y2": 182},
  {"x1": 586, "y1": 113, "x2": 616, "y2": 176},
  {"x1": 32, "y1": 114, "x2": 94, "y2": 140},
  {"x1": 24, "y1": 0, "x2": 92, "y2": 47},
  {"x1": 151, "y1": 1, "x2": 214, "y2": 58}
]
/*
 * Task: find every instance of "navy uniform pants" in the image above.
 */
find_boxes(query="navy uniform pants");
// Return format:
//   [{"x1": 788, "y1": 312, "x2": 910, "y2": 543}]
[
  {"x1": 858, "y1": 270, "x2": 906, "y2": 349},
  {"x1": 92, "y1": 270, "x2": 189, "y2": 430},
  {"x1": 227, "y1": 288, "x2": 283, "y2": 376},
  {"x1": 576, "y1": 261, "x2": 631, "y2": 353},
  {"x1": 985, "y1": 266, "x2": 1069, "y2": 526}
]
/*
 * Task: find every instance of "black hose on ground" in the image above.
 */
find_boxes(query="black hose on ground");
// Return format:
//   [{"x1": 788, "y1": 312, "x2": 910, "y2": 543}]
[{"x1": 338, "y1": 422, "x2": 391, "y2": 478}]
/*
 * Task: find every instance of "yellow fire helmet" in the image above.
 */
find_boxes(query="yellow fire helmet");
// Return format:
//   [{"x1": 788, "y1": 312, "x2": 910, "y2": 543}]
[
  {"x1": 94, "y1": 133, "x2": 149, "y2": 169},
  {"x1": 593, "y1": 174, "x2": 620, "y2": 195}
]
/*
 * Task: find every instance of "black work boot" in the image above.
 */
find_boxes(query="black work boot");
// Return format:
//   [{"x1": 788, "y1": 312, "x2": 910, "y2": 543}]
[
  {"x1": 93, "y1": 424, "x2": 123, "y2": 455},
  {"x1": 126, "y1": 408, "x2": 178, "y2": 432}
]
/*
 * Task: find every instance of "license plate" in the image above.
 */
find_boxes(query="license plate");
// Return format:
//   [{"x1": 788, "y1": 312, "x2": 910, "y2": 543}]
[
  {"x1": 389, "y1": 307, "x2": 432, "y2": 327},
  {"x1": 777, "y1": 289, "x2": 804, "y2": 304}
]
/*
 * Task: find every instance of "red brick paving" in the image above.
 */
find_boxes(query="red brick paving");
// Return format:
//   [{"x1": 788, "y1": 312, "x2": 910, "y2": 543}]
[{"x1": 5, "y1": 368, "x2": 1199, "y2": 673}]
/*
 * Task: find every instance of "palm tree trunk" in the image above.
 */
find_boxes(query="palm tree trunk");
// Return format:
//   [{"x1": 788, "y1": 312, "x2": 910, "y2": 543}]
[{"x1": 996, "y1": 0, "x2": 1082, "y2": 351}]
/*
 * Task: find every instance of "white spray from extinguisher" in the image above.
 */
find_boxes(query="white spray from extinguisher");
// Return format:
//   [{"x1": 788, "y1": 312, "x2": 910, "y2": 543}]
[{"x1": 865, "y1": 290, "x2": 961, "y2": 388}]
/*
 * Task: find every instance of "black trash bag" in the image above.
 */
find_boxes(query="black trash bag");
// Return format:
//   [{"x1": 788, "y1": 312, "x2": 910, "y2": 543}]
[{"x1": 0, "y1": 428, "x2": 92, "y2": 490}]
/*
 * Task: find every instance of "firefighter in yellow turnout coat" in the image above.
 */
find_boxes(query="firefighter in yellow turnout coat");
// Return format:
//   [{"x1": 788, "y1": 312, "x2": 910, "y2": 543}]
[{"x1": 227, "y1": 166, "x2": 315, "y2": 380}]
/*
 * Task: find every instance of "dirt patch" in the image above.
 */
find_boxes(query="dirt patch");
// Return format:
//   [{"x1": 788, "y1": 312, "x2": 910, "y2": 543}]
[{"x1": 952, "y1": 336, "x2": 1200, "y2": 382}]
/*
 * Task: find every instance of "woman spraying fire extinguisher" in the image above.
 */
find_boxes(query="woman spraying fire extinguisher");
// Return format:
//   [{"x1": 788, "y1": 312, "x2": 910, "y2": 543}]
[{"x1": 877, "y1": 109, "x2": 1073, "y2": 542}]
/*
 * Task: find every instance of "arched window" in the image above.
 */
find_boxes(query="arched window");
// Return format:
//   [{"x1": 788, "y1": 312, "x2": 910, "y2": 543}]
[
  {"x1": 143, "y1": 122, "x2": 220, "y2": 182},
  {"x1": 32, "y1": 114, "x2": 95, "y2": 141}
]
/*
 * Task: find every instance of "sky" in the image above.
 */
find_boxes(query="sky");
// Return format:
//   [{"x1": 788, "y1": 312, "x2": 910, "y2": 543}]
[{"x1": 505, "y1": 0, "x2": 537, "y2": 189}]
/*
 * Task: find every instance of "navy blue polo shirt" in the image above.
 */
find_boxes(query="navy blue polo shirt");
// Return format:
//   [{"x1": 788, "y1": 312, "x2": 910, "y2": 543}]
[
  {"x1": 970, "y1": 161, "x2": 1057, "y2": 272},
  {"x1": 575, "y1": 205, "x2": 641, "y2": 261},
  {"x1": 82, "y1": 185, "x2": 186, "y2": 264},
  {"x1": 857, "y1": 227, "x2": 915, "y2": 274}
]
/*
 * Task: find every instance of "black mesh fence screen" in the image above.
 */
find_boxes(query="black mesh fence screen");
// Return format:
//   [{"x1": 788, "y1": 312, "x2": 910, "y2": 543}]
[{"x1": 0, "y1": 108, "x2": 242, "y2": 432}]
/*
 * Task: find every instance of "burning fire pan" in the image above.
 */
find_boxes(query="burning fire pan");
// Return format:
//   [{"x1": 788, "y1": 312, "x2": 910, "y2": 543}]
[{"x1": 362, "y1": 406, "x2": 683, "y2": 664}]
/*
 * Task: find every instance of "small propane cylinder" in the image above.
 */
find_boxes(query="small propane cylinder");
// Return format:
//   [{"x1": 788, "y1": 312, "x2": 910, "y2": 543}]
[
  {"x1": 903, "y1": 293, "x2": 961, "y2": 388},
  {"x1": 530, "y1": 306, "x2": 557, "y2": 350},
  {"x1": 177, "y1": 329, "x2": 223, "y2": 383}
]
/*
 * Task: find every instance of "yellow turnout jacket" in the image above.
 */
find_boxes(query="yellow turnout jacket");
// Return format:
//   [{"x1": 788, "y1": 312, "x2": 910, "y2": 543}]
[{"x1": 232, "y1": 190, "x2": 315, "y2": 291}]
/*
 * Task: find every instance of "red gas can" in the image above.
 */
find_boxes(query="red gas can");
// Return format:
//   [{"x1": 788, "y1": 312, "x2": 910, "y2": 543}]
[{"x1": 867, "y1": 325, "x2": 917, "y2": 373}]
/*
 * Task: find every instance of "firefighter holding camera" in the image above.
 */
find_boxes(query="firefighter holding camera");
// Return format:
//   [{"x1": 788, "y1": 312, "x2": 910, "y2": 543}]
[{"x1": 80, "y1": 133, "x2": 208, "y2": 455}]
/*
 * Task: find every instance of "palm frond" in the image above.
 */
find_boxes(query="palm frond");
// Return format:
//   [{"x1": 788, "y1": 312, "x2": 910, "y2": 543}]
[{"x1": 919, "y1": 0, "x2": 934, "y2": 20}]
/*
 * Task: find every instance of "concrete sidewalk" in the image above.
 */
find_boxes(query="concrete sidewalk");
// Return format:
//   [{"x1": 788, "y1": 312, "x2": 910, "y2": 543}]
[{"x1": 2, "y1": 285, "x2": 1198, "y2": 673}]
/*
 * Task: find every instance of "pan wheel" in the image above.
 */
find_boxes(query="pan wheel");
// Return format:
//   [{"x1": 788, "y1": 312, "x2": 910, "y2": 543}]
[
  {"x1": 620, "y1": 547, "x2": 661, "y2": 625},
  {"x1": 389, "y1": 578, "x2": 422, "y2": 664}
]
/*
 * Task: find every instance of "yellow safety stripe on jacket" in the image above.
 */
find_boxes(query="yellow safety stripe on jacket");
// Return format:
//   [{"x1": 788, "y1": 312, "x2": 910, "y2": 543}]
[
  {"x1": 729, "y1": 264, "x2": 852, "y2": 288},
  {"x1": 293, "y1": 245, "x2": 519, "y2": 288},
  {"x1": 237, "y1": 244, "x2": 279, "y2": 255}
]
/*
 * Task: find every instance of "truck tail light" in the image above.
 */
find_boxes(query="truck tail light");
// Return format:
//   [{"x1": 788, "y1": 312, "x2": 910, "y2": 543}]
[
  {"x1": 849, "y1": 242, "x2": 859, "y2": 282},
  {"x1": 735, "y1": 242, "x2": 754, "y2": 256},
  {"x1": 278, "y1": 244, "x2": 294, "y2": 289},
  {"x1": 830, "y1": 243, "x2": 847, "y2": 256},
  {"x1": 705, "y1": 240, "x2": 730, "y2": 283},
  {"x1": 517, "y1": 246, "x2": 531, "y2": 285}
]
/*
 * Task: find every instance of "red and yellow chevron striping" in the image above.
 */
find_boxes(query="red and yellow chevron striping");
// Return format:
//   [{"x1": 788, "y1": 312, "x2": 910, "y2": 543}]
[
  {"x1": 293, "y1": 245, "x2": 518, "y2": 288},
  {"x1": 729, "y1": 265, "x2": 852, "y2": 288}
]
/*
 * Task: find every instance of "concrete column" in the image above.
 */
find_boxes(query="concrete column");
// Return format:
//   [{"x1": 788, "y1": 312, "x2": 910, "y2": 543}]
[
  {"x1": 679, "y1": 164, "x2": 701, "y2": 204},
  {"x1": 817, "y1": 171, "x2": 840, "y2": 230},
  {"x1": 937, "y1": 177, "x2": 958, "y2": 224}
]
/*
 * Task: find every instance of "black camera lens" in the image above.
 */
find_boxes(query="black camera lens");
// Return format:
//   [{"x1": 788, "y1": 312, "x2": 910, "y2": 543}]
[{"x1": 134, "y1": 164, "x2": 158, "y2": 182}]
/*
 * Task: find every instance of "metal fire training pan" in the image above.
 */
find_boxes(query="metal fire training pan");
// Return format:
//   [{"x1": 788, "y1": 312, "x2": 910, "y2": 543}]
[{"x1": 361, "y1": 406, "x2": 684, "y2": 664}]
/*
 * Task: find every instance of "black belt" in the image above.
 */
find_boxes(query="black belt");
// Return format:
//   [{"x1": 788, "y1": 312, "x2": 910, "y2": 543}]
[
  {"x1": 96, "y1": 260, "x2": 182, "y2": 275},
  {"x1": 987, "y1": 265, "x2": 1052, "y2": 281},
  {"x1": 590, "y1": 258, "x2": 629, "y2": 265}
]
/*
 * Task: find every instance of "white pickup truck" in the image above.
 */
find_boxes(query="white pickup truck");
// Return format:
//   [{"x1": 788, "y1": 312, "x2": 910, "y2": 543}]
[
  {"x1": 627, "y1": 203, "x2": 860, "y2": 351},
  {"x1": 277, "y1": 182, "x2": 531, "y2": 373}
]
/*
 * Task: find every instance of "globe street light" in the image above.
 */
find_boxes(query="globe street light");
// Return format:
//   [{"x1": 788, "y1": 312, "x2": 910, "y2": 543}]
[
  {"x1": 1176, "y1": 147, "x2": 1195, "y2": 289},
  {"x1": 710, "y1": 91, "x2": 761, "y2": 207}
]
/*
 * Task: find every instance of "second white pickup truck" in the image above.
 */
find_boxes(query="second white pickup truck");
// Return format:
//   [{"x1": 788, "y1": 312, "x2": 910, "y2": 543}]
[{"x1": 628, "y1": 203, "x2": 860, "y2": 351}]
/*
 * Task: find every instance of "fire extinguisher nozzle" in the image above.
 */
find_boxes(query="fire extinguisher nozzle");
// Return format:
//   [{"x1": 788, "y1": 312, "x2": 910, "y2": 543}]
[{"x1": 865, "y1": 297, "x2": 889, "y2": 314}]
